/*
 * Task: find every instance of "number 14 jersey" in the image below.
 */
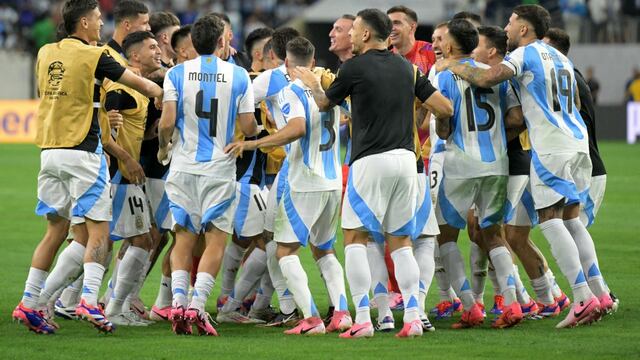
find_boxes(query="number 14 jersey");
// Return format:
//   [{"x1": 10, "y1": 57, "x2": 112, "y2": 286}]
[
  {"x1": 434, "y1": 58, "x2": 518, "y2": 179},
  {"x1": 163, "y1": 55, "x2": 254, "y2": 177},
  {"x1": 277, "y1": 79, "x2": 341, "y2": 192}
]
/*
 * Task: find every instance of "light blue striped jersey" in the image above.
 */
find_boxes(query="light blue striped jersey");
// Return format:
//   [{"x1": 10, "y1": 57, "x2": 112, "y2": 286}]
[
  {"x1": 434, "y1": 58, "x2": 517, "y2": 178},
  {"x1": 277, "y1": 79, "x2": 342, "y2": 192},
  {"x1": 253, "y1": 64, "x2": 291, "y2": 130},
  {"x1": 501, "y1": 40, "x2": 588, "y2": 155},
  {"x1": 163, "y1": 55, "x2": 254, "y2": 177}
]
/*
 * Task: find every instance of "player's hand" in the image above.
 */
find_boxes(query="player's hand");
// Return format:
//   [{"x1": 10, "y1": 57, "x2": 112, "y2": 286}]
[
  {"x1": 125, "y1": 157, "x2": 146, "y2": 185},
  {"x1": 292, "y1": 66, "x2": 320, "y2": 88},
  {"x1": 435, "y1": 58, "x2": 454, "y2": 73},
  {"x1": 229, "y1": 46, "x2": 238, "y2": 56},
  {"x1": 154, "y1": 96, "x2": 163, "y2": 110},
  {"x1": 157, "y1": 142, "x2": 172, "y2": 165},
  {"x1": 224, "y1": 140, "x2": 257, "y2": 157},
  {"x1": 107, "y1": 110, "x2": 123, "y2": 130}
]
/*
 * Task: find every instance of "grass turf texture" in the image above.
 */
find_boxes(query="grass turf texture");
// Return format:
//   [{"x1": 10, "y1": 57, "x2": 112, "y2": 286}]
[{"x1": 0, "y1": 142, "x2": 639, "y2": 360}]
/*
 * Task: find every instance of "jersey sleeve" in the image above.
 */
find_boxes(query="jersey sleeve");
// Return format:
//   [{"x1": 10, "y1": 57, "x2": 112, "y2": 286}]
[
  {"x1": 278, "y1": 87, "x2": 306, "y2": 123},
  {"x1": 95, "y1": 52, "x2": 126, "y2": 82},
  {"x1": 252, "y1": 71, "x2": 269, "y2": 105},
  {"x1": 238, "y1": 69, "x2": 255, "y2": 114},
  {"x1": 105, "y1": 89, "x2": 137, "y2": 111},
  {"x1": 163, "y1": 68, "x2": 179, "y2": 103},
  {"x1": 504, "y1": 82, "x2": 521, "y2": 110},
  {"x1": 501, "y1": 46, "x2": 525, "y2": 77},
  {"x1": 325, "y1": 61, "x2": 354, "y2": 105},
  {"x1": 415, "y1": 72, "x2": 437, "y2": 102}
]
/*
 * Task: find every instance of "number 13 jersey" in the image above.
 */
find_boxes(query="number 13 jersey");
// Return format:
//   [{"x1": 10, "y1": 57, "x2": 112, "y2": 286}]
[
  {"x1": 501, "y1": 40, "x2": 588, "y2": 156},
  {"x1": 163, "y1": 55, "x2": 255, "y2": 177},
  {"x1": 277, "y1": 79, "x2": 341, "y2": 192},
  {"x1": 434, "y1": 58, "x2": 518, "y2": 179}
]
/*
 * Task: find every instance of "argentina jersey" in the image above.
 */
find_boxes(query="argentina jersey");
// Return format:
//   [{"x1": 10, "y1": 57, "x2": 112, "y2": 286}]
[
  {"x1": 434, "y1": 58, "x2": 516, "y2": 179},
  {"x1": 277, "y1": 79, "x2": 342, "y2": 192},
  {"x1": 501, "y1": 40, "x2": 588, "y2": 155},
  {"x1": 253, "y1": 64, "x2": 291, "y2": 130},
  {"x1": 163, "y1": 55, "x2": 254, "y2": 177}
]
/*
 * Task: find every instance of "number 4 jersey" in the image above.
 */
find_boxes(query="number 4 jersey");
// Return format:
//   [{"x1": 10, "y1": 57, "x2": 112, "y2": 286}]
[
  {"x1": 501, "y1": 40, "x2": 588, "y2": 155},
  {"x1": 277, "y1": 79, "x2": 341, "y2": 193},
  {"x1": 434, "y1": 58, "x2": 518, "y2": 179},
  {"x1": 163, "y1": 55, "x2": 255, "y2": 178}
]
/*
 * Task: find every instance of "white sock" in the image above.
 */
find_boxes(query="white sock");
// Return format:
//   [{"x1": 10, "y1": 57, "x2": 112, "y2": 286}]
[
  {"x1": 222, "y1": 248, "x2": 267, "y2": 312},
  {"x1": 58, "y1": 275, "x2": 83, "y2": 308},
  {"x1": 531, "y1": 274, "x2": 555, "y2": 305},
  {"x1": 391, "y1": 246, "x2": 421, "y2": 323},
  {"x1": 345, "y1": 244, "x2": 371, "y2": 325},
  {"x1": 106, "y1": 246, "x2": 148, "y2": 316},
  {"x1": 513, "y1": 264, "x2": 532, "y2": 305},
  {"x1": 434, "y1": 245, "x2": 457, "y2": 301},
  {"x1": 102, "y1": 257, "x2": 121, "y2": 307},
  {"x1": 545, "y1": 269, "x2": 563, "y2": 298},
  {"x1": 21, "y1": 267, "x2": 48, "y2": 309},
  {"x1": 439, "y1": 242, "x2": 475, "y2": 309},
  {"x1": 367, "y1": 242, "x2": 391, "y2": 322},
  {"x1": 127, "y1": 249, "x2": 152, "y2": 302},
  {"x1": 252, "y1": 272, "x2": 274, "y2": 310},
  {"x1": 266, "y1": 241, "x2": 296, "y2": 314},
  {"x1": 279, "y1": 255, "x2": 317, "y2": 319},
  {"x1": 488, "y1": 246, "x2": 517, "y2": 306},
  {"x1": 488, "y1": 265, "x2": 501, "y2": 297},
  {"x1": 171, "y1": 270, "x2": 189, "y2": 308},
  {"x1": 469, "y1": 242, "x2": 488, "y2": 303},
  {"x1": 413, "y1": 237, "x2": 435, "y2": 314},
  {"x1": 189, "y1": 272, "x2": 215, "y2": 312},
  {"x1": 539, "y1": 219, "x2": 592, "y2": 303},
  {"x1": 564, "y1": 218, "x2": 608, "y2": 296},
  {"x1": 81, "y1": 262, "x2": 106, "y2": 306},
  {"x1": 38, "y1": 241, "x2": 85, "y2": 307},
  {"x1": 154, "y1": 275, "x2": 173, "y2": 308},
  {"x1": 220, "y1": 242, "x2": 246, "y2": 297},
  {"x1": 316, "y1": 254, "x2": 348, "y2": 312}
]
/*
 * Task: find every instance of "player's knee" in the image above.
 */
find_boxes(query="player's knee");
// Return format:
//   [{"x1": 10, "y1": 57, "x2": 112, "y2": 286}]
[{"x1": 275, "y1": 243, "x2": 299, "y2": 259}]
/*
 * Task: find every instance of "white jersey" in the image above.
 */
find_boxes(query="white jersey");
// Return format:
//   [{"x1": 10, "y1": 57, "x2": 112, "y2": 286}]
[
  {"x1": 163, "y1": 55, "x2": 254, "y2": 178},
  {"x1": 434, "y1": 58, "x2": 517, "y2": 179},
  {"x1": 501, "y1": 40, "x2": 588, "y2": 155},
  {"x1": 277, "y1": 79, "x2": 342, "y2": 192},
  {"x1": 427, "y1": 66, "x2": 445, "y2": 158},
  {"x1": 253, "y1": 64, "x2": 291, "y2": 130}
]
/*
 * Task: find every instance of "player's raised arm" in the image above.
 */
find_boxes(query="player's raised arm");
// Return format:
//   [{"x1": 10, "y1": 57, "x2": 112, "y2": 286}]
[
  {"x1": 116, "y1": 68, "x2": 164, "y2": 100},
  {"x1": 292, "y1": 66, "x2": 335, "y2": 111},
  {"x1": 436, "y1": 59, "x2": 515, "y2": 89}
]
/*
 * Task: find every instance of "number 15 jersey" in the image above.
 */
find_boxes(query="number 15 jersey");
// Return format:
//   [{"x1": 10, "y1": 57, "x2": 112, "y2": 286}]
[
  {"x1": 277, "y1": 79, "x2": 341, "y2": 193},
  {"x1": 164, "y1": 55, "x2": 254, "y2": 178},
  {"x1": 434, "y1": 58, "x2": 518, "y2": 179}
]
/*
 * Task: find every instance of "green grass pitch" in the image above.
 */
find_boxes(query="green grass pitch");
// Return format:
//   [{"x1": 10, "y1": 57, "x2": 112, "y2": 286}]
[{"x1": 0, "y1": 142, "x2": 639, "y2": 359}]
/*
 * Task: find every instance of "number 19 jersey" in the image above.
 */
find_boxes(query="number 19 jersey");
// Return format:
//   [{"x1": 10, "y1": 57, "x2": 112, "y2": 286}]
[
  {"x1": 277, "y1": 79, "x2": 341, "y2": 192},
  {"x1": 163, "y1": 55, "x2": 254, "y2": 178},
  {"x1": 434, "y1": 58, "x2": 517, "y2": 179}
]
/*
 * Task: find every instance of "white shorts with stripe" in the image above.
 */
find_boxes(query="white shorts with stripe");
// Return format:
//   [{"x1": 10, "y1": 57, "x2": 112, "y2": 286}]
[
  {"x1": 504, "y1": 175, "x2": 538, "y2": 227},
  {"x1": 274, "y1": 189, "x2": 340, "y2": 250},
  {"x1": 165, "y1": 170, "x2": 236, "y2": 234},
  {"x1": 530, "y1": 151, "x2": 592, "y2": 210},
  {"x1": 341, "y1": 149, "x2": 418, "y2": 243},
  {"x1": 580, "y1": 174, "x2": 606, "y2": 227},
  {"x1": 429, "y1": 149, "x2": 445, "y2": 205},
  {"x1": 36, "y1": 149, "x2": 111, "y2": 222},
  {"x1": 145, "y1": 177, "x2": 172, "y2": 232},
  {"x1": 414, "y1": 171, "x2": 440, "y2": 238},
  {"x1": 264, "y1": 161, "x2": 289, "y2": 233},
  {"x1": 234, "y1": 182, "x2": 268, "y2": 238},
  {"x1": 110, "y1": 183, "x2": 151, "y2": 240}
]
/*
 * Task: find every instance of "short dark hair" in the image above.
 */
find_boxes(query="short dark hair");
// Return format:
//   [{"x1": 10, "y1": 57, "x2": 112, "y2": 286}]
[
  {"x1": 150, "y1": 11, "x2": 180, "y2": 35},
  {"x1": 114, "y1": 0, "x2": 148, "y2": 24},
  {"x1": 271, "y1": 27, "x2": 300, "y2": 60},
  {"x1": 341, "y1": 14, "x2": 356, "y2": 21},
  {"x1": 386, "y1": 5, "x2": 418, "y2": 23},
  {"x1": 452, "y1": 11, "x2": 482, "y2": 25},
  {"x1": 191, "y1": 15, "x2": 224, "y2": 55},
  {"x1": 122, "y1": 30, "x2": 154, "y2": 58},
  {"x1": 545, "y1": 27, "x2": 570, "y2": 55},
  {"x1": 357, "y1": 8, "x2": 392, "y2": 42},
  {"x1": 477, "y1": 25, "x2": 507, "y2": 56},
  {"x1": 209, "y1": 12, "x2": 231, "y2": 26},
  {"x1": 245, "y1": 27, "x2": 274, "y2": 59},
  {"x1": 447, "y1": 19, "x2": 478, "y2": 55},
  {"x1": 262, "y1": 38, "x2": 273, "y2": 56},
  {"x1": 513, "y1": 4, "x2": 550, "y2": 40},
  {"x1": 171, "y1": 24, "x2": 191, "y2": 52},
  {"x1": 62, "y1": 0, "x2": 98, "y2": 35},
  {"x1": 286, "y1": 36, "x2": 315, "y2": 65}
]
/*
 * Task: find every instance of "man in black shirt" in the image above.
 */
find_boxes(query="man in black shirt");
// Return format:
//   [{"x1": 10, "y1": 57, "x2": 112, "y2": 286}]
[{"x1": 294, "y1": 8, "x2": 452, "y2": 338}]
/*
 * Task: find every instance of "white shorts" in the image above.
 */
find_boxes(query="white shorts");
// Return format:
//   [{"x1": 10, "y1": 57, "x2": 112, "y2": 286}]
[
  {"x1": 145, "y1": 177, "x2": 172, "y2": 232},
  {"x1": 530, "y1": 151, "x2": 592, "y2": 210},
  {"x1": 110, "y1": 184, "x2": 151, "y2": 240},
  {"x1": 234, "y1": 182, "x2": 268, "y2": 238},
  {"x1": 274, "y1": 189, "x2": 340, "y2": 250},
  {"x1": 504, "y1": 175, "x2": 537, "y2": 227},
  {"x1": 414, "y1": 172, "x2": 440, "y2": 238},
  {"x1": 429, "y1": 149, "x2": 445, "y2": 205},
  {"x1": 165, "y1": 170, "x2": 236, "y2": 234},
  {"x1": 342, "y1": 149, "x2": 418, "y2": 242},
  {"x1": 36, "y1": 149, "x2": 111, "y2": 222},
  {"x1": 264, "y1": 162, "x2": 289, "y2": 233},
  {"x1": 437, "y1": 175, "x2": 507, "y2": 229},
  {"x1": 580, "y1": 174, "x2": 606, "y2": 227}
]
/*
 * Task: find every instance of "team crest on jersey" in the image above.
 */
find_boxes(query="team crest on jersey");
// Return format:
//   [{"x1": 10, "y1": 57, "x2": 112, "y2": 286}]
[
  {"x1": 135, "y1": 215, "x2": 144, "y2": 230},
  {"x1": 47, "y1": 61, "x2": 65, "y2": 88},
  {"x1": 282, "y1": 103, "x2": 291, "y2": 115}
]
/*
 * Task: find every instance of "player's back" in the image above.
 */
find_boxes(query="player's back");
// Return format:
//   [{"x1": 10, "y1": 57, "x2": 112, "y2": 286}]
[
  {"x1": 434, "y1": 59, "x2": 510, "y2": 179},
  {"x1": 278, "y1": 80, "x2": 341, "y2": 192},
  {"x1": 502, "y1": 40, "x2": 588, "y2": 155},
  {"x1": 164, "y1": 55, "x2": 253, "y2": 178}
]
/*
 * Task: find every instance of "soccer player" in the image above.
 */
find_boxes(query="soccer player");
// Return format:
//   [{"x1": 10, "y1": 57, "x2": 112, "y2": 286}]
[
  {"x1": 13, "y1": 0, "x2": 162, "y2": 334},
  {"x1": 226, "y1": 36, "x2": 352, "y2": 335},
  {"x1": 295, "y1": 8, "x2": 452, "y2": 338},
  {"x1": 170, "y1": 25, "x2": 197, "y2": 65},
  {"x1": 157, "y1": 15, "x2": 258, "y2": 336},
  {"x1": 209, "y1": 12, "x2": 251, "y2": 70},
  {"x1": 437, "y1": 4, "x2": 613, "y2": 327},
  {"x1": 245, "y1": 27, "x2": 274, "y2": 72},
  {"x1": 329, "y1": 14, "x2": 355, "y2": 63},
  {"x1": 149, "y1": 11, "x2": 180, "y2": 68}
]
